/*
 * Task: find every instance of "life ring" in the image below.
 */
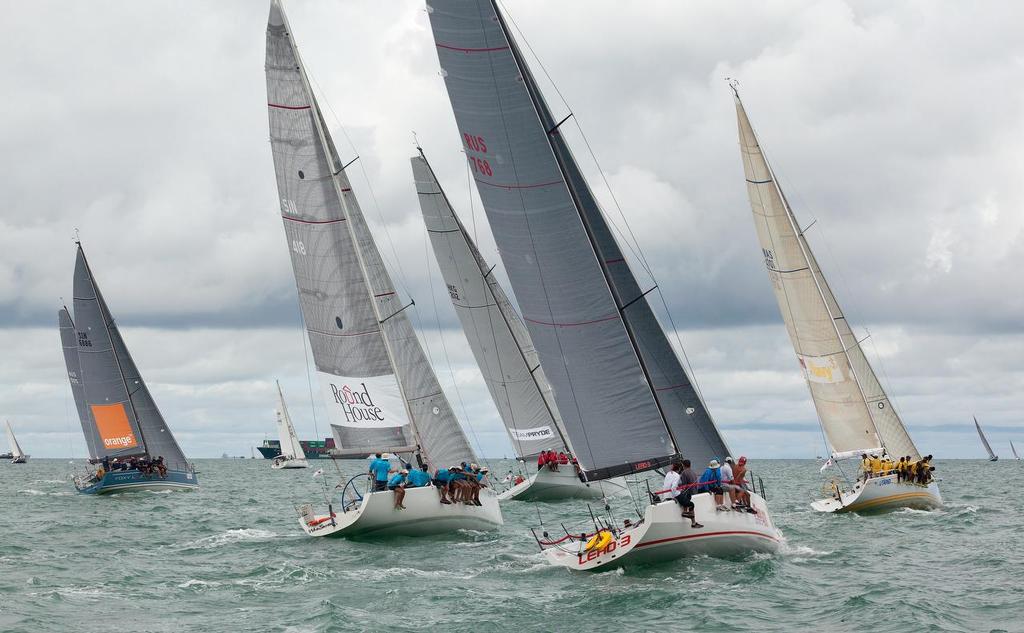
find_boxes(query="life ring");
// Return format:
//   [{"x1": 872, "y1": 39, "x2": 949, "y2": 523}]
[{"x1": 584, "y1": 529, "x2": 613, "y2": 552}]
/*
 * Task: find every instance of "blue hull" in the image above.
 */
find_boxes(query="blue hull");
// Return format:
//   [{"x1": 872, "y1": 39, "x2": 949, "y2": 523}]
[{"x1": 76, "y1": 468, "x2": 198, "y2": 495}]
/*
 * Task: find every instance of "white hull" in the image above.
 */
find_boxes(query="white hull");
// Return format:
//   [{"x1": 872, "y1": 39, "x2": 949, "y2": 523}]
[
  {"x1": 543, "y1": 491, "x2": 781, "y2": 571},
  {"x1": 811, "y1": 474, "x2": 942, "y2": 513},
  {"x1": 298, "y1": 485, "x2": 503, "y2": 538},
  {"x1": 271, "y1": 457, "x2": 309, "y2": 469},
  {"x1": 498, "y1": 467, "x2": 629, "y2": 502}
]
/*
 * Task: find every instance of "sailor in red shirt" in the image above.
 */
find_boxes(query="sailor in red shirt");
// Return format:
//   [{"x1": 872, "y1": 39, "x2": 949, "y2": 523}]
[{"x1": 537, "y1": 451, "x2": 548, "y2": 470}]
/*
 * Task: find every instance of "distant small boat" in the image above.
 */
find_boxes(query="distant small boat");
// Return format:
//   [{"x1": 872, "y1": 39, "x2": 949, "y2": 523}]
[
  {"x1": 5, "y1": 421, "x2": 29, "y2": 464},
  {"x1": 975, "y1": 416, "x2": 998, "y2": 461},
  {"x1": 1011, "y1": 440, "x2": 1020, "y2": 461},
  {"x1": 271, "y1": 381, "x2": 308, "y2": 470}
]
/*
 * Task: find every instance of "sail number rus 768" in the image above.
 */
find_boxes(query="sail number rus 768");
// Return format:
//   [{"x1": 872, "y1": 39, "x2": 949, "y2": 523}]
[{"x1": 463, "y1": 133, "x2": 492, "y2": 177}]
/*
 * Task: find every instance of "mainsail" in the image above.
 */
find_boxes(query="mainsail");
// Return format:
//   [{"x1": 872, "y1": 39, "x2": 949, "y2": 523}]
[
  {"x1": 413, "y1": 151, "x2": 567, "y2": 459},
  {"x1": 60, "y1": 307, "x2": 98, "y2": 458},
  {"x1": 72, "y1": 245, "x2": 189, "y2": 468},
  {"x1": 275, "y1": 381, "x2": 306, "y2": 460},
  {"x1": 732, "y1": 89, "x2": 920, "y2": 461},
  {"x1": 266, "y1": 0, "x2": 475, "y2": 469},
  {"x1": 5, "y1": 421, "x2": 24, "y2": 459},
  {"x1": 427, "y1": 0, "x2": 729, "y2": 479},
  {"x1": 975, "y1": 416, "x2": 996, "y2": 460},
  {"x1": 1011, "y1": 440, "x2": 1020, "y2": 460}
]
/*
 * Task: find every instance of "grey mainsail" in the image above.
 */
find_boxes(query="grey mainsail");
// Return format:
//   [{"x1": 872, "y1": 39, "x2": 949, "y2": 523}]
[
  {"x1": 59, "y1": 307, "x2": 97, "y2": 458},
  {"x1": 266, "y1": 0, "x2": 475, "y2": 469},
  {"x1": 732, "y1": 88, "x2": 919, "y2": 460},
  {"x1": 72, "y1": 245, "x2": 189, "y2": 468},
  {"x1": 413, "y1": 151, "x2": 566, "y2": 459},
  {"x1": 974, "y1": 416, "x2": 996, "y2": 460},
  {"x1": 426, "y1": 0, "x2": 729, "y2": 479}
]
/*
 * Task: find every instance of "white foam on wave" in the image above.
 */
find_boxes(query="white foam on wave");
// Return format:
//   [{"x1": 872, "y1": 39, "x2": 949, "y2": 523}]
[
  {"x1": 19, "y1": 489, "x2": 71, "y2": 497},
  {"x1": 780, "y1": 543, "x2": 832, "y2": 558},
  {"x1": 178, "y1": 579, "x2": 220, "y2": 590},
  {"x1": 183, "y1": 528, "x2": 277, "y2": 549}
]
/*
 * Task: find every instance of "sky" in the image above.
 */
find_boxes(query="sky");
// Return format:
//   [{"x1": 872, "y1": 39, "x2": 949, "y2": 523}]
[{"x1": 1, "y1": 0, "x2": 1022, "y2": 460}]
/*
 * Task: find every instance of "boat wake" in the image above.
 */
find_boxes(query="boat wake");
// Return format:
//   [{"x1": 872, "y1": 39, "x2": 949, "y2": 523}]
[{"x1": 181, "y1": 528, "x2": 278, "y2": 550}]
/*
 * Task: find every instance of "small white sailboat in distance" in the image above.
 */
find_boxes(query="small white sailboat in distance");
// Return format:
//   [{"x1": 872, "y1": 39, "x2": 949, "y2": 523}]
[
  {"x1": 413, "y1": 149, "x2": 628, "y2": 502},
  {"x1": 271, "y1": 381, "x2": 308, "y2": 469},
  {"x1": 975, "y1": 416, "x2": 998, "y2": 462},
  {"x1": 731, "y1": 85, "x2": 940, "y2": 513},
  {"x1": 6, "y1": 421, "x2": 28, "y2": 464},
  {"x1": 265, "y1": 0, "x2": 501, "y2": 538},
  {"x1": 1011, "y1": 440, "x2": 1020, "y2": 461}
]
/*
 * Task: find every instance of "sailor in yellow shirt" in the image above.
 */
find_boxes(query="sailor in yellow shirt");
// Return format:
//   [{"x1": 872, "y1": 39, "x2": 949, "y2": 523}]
[
  {"x1": 907, "y1": 460, "x2": 919, "y2": 484},
  {"x1": 869, "y1": 455, "x2": 882, "y2": 477},
  {"x1": 860, "y1": 454, "x2": 871, "y2": 481}
]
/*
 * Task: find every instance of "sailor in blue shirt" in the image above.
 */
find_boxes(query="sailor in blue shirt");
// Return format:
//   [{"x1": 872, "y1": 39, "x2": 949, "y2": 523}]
[
  {"x1": 433, "y1": 467, "x2": 452, "y2": 504},
  {"x1": 368, "y1": 453, "x2": 392, "y2": 492},
  {"x1": 698, "y1": 458, "x2": 727, "y2": 511},
  {"x1": 407, "y1": 465, "x2": 431, "y2": 488},
  {"x1": 387, "y1": 469, "x2": 409, "y2": 510}
]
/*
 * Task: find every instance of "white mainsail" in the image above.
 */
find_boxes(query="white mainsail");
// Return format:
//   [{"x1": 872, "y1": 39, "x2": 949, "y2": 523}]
[
  {"x1": 1011, "y1": 440, "x2": 1020, "y2": 460},
  {"x1": 974, "y1": 416, "x2": 997, "y2": 460},
  {"x1": 275, "y1": 381, "x2": 306, "y2": 461},
  {"x1": 5, "y1": 421, "x2": 25, "y2": 459},
  {"x1": 732, "y1": 88, "x2": 919, "y2": 461},
  {"x1": 413, "y1": 151, "x2": 568, "y2": 460},
  {"x1": 266, "y1": 0, "x2": 476, "y2": 469}
]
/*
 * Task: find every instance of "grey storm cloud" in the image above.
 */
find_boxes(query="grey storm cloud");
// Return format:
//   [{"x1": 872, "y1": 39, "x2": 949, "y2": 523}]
[{"x1": 1, "y1": 0, "x2": 1021, "y2": 459}]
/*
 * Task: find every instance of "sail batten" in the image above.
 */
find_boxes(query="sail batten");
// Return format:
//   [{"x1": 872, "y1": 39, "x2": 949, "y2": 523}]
[
  {"x1": 733, "y1": 90, "x2": 919, "y2": 460},
  {"x1": 427, "y1": 0, "x2": 730, "y2": 478},
  {"x1": 266, "y1": 0, "x2": 475, "y2": 469}
]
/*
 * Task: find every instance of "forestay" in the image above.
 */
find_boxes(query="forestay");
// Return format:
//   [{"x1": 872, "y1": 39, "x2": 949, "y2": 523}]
[
  {"x1": 72, "y1": 245, "x2": 189, "y2": 468},
  {"x1": 276, "y1": 381, "x2": 306, "y2": 460},
  {"x1": 733, "y1": 91, "x2": 919, "y2": 460},
  {"x1": 413, "y1": 152, "x2": 566, "y2": 460},
  {"x1": 5, "y1": 421, "x2": 24, "y2": 459},
  {"x1": 266, "y1": 1, "x2": 475, "y2": 469},
  {"x1": 60, "y1": 307, "x2": 98, "y2": 458},
  {"x1": 427, "y1": 0, "x2": 729, "y2": 478}
]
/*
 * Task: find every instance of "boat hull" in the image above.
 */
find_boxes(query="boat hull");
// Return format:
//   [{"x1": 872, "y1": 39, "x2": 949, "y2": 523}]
[
  {"x1": 75, "y1": 468, "x2": 199, "y2": 495},
  {"x1": 811, "y1": 474, "x2": 941, "y2": 513},
  {"x1": 11, "y1": 456, "x2": 28, "y2": 464},
  {"x1": 498, "y1": 467, "x2": 629, "y2": 502},
  {"x1": 543, "y1": 491, "x2": 781, "y2": 571},
  {"x1": 298, "y1": 485, "x2": 503, "y2": 538},
  {"x1": 271, "y1": 458, "x2": 309, "y2": 469}
]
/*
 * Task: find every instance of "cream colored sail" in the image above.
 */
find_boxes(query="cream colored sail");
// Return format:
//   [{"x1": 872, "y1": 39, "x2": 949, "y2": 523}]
[
  {"x1": 733, "y1": 89, "x2": 919, "y2": 460},
  {"x1": 5, "y1": 421, "x2": 25, "y2": 459},
  {"x1": 275, "y1": 381, "x2": 306, "y2": 461}
]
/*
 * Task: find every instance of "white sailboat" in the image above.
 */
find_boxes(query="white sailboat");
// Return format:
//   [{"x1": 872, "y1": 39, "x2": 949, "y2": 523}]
[
  {"x1": 265, "y1": 0, "x2": 501, "y2": 538},
  {"x1": 731, "y1": 86, "x2": 941, "y2": 513},
  {"x1": 426, "y1": 0, "x2": 781, "y2": 569},
  {"x1": 975, "y1": 416, "x2": 998, "y2": 462},
  {"x1": 271, "y1": 381, "x2": 308, "y2": 469},
  {"x1": 412, "y1": 150, "x2": 628, "y2": 502},
  {"x1": 5, "y1": 421, "x2": 28, "y2": 464},
  {"x1": 1011, "y1": 440, "x2": 1020, "y2": 461}
]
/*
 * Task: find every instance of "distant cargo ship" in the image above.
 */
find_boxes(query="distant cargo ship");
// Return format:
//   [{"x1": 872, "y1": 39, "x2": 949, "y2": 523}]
[{"x1": 256, "y1": 438, "x2": 335, "y2": 460}]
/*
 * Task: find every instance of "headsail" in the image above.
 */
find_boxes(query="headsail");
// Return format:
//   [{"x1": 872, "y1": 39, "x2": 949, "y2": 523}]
[
  {"x1": 73, "y1": 245, "x2": 189, "y2": 468},
  {"x1": 276, "y1": 381, "x2": 306, "y2": 460},
  {"x1": 413, "y1": 151, "x2": 567, "y2": 459},
  {"x1": 5, "y1": 421, "x2": 24, "y2": 459},
  {"x1": 426, "y1": 0, "x2": 729, "y2": 479},
  {"x1": 60, "y1": 307, "x2": 98, "y2": 458},
  {"x1": 266, "y1": 0, "x2": 475, "y2": 468},
  {"x1": 732, "y1": 89, "x2": 919, "y2": 461},
  {"x1": 974, "y1": 416, "x2": 996, "y2": 460}
]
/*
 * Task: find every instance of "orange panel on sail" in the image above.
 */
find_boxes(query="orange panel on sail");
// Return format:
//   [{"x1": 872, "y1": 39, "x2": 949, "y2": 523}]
[{"x1": 91, "y1": 403, "x2": 139, "y2": 450}]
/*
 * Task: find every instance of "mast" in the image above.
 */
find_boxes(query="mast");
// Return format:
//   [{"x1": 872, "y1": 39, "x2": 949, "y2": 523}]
[{"x1": 414, "y1": 147, "x2": 570, "y2": 456}]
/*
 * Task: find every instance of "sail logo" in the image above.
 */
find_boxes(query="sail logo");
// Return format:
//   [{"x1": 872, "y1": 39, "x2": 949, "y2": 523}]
[
  {"x1": 762, "y1": 248, "x2": 777, "y2": 271},
  {"x1": 509, "y1": 426, "x2": 553, "y2": 441},
  {"x1": 91, "y1": 403, "x2": 139, "y2": 450},
  {"x1": 77, "y1": 331, "x2": 93, "y2": 348},
  {"x1": 798, "y1": 355, "x2": 842, "y2": 384},
  {"x1": 329, "y1": 382, "x2": 385, "y2": 424}
]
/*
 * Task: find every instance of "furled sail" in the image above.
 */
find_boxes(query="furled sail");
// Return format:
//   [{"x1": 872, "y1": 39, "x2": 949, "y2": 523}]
[
  {"x1": 5, "y1": 421, "x2": 24, "y2": 459},
  {"x1": 732, "y1": 89, "x2": 919, "y2": 460},
  {"x1": 426, "y1": 0, "x2": 729, "y2": 479},
  {"x1": 975, "y1": 416, "x2": 996, "y2": 460},
  {"x1": 413, "y1": 151, "x2": 567, "y2": 459},
  {"x1": 266, "y1": 0, "x2": 475, "y2": 469},
  {"x1": 72, "y1": 245, "x2": 189, "y2": 468},
  {"x1": 276, "y1": 381, "x2": 306, "y2": 460},
  {"x1": 60, "y1": 307, "x2": 98, "y2": 458}
]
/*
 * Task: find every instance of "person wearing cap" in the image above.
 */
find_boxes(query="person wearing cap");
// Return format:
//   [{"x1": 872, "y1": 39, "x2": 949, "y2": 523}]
[
  {"x1": 449, "y1": 465, "x2": 471, "y2": 503},
  {"x1": 699, "y1": 458, "x2": 727, "y2": 511},
  {"x1": 368, "y1": 452, "x2": 393, "y2": 492},
  {"x1": 387, "y1": 469, "x2": 409, "y2": 510}
]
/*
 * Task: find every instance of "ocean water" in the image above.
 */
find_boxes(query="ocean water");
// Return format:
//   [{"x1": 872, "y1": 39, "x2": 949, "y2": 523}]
[{"x1": 1, "y1": 458, "x2": 1020, "y2": 633}]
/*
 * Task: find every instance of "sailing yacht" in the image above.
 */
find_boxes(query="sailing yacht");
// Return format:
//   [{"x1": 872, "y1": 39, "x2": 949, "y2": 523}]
[
  {"x1": 1011, "y1": 440, "x2": 1020, "y2": 461},
  {"x1": 974, "y1": 416, "x2": 998, "y2": 461},
  {"x1": 271, "y1": 381, "x2": 309, "y2": 469},
  {"x1": 412, "y1": 150, "x2": 628, "y2": 502},
  {"x1": 731, "y1": 86, "x2": 941, "y2": 513},
  {"x1": 265, "y1": 0, "x2": 501, "y2": 538},
  {"x1": 62, "y1": 244, "x2": 197, "y2": 494},
  {"x1": 426, "y1": 0, "x2": 780, "y2": 569},
  {"x1": 5, "y1": 421, "x2": 28, "y2": 464}
]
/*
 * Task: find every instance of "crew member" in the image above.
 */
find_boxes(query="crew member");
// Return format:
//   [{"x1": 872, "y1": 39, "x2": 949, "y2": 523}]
[{"x1": 387, "y1": 469, "x2": 409, "y2": 510}]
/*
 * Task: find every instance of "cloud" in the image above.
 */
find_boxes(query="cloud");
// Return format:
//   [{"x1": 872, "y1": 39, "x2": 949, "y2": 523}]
[{"x1": 1, "y1": 1, "x2": 1021, "y2": 459}]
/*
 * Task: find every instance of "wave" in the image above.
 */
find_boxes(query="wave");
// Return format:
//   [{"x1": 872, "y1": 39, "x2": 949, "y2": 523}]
[{"x1": 179, "y1": 528, "x2": 277, "y2": 550}]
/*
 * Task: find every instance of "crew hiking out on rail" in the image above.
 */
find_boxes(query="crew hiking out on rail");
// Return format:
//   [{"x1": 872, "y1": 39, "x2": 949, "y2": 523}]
[{"x1": 859, "y1": 453, "x2": 935, "y2": 484}]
